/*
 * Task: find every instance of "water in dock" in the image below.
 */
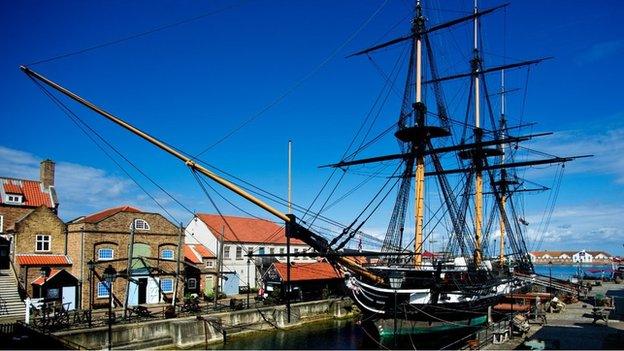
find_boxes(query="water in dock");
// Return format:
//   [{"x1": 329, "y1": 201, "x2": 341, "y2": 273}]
[
  {"x1": 534, "y1": 263, "x2": 612, "y2": 280},
  {"x1": 201, "y1": 318, "x2": 473, "y2": 350}
]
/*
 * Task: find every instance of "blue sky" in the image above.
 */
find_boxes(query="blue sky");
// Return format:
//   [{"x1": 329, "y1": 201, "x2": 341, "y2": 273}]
[{"x1": 1, "y1": 0, "x2": 623, "y2": 256}]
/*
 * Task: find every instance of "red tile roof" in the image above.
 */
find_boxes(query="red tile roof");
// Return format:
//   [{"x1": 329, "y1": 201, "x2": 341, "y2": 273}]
[
  {"x1": 0, "y1": 178, "x2": 54, "y2": 207},
  {"x1": 193, "y1": 244, "x2": 215, "y2": 258},
  {"x1": 78, "y1": 205, "x2": 142, "y2": 223},
  {"x1": 272, "y1": 261, "x2": 343, "y2": 282},
  {"x1": 16, "y1": 254, "x2": 72, "y2": 266},
  {"x1": 183, "y1": 244, "x2": 215, "y2": 264},
  {"x1": 31, "y1": 269, "x2": 62, "y2": 285},
  {"x1": 196, "y1": 214, "x2": 305, "y2": 245},
  {"x1": 31, "y1": 268, "x2": 78, "y2": 286}
]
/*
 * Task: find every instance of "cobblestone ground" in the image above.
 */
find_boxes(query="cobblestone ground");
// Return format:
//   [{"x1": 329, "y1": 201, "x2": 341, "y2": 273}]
[{"x1": 487, "y1": 282, "x2": 624, "y2": 350}]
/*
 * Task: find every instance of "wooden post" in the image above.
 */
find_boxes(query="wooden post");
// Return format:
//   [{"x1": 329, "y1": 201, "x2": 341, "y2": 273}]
[
  {"x1": 172, "y1": 223, "x2": 184, "y2": 306},
  {"x1": 214, "y1": 225, "x2": 225, "y2": 309},
  {"x1": 123, "y1": 221, "x2": 136, "y2": 318}
]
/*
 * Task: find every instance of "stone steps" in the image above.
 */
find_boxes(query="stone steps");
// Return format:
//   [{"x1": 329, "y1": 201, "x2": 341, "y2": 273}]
[{"x1": 0, "y1": 270, "x2": 25, "y2": 320}]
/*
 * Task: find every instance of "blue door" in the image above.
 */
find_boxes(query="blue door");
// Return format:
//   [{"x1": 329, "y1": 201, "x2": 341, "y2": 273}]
[{"x1": 221, "y1": 272, "x2": 239, "y2": 296}]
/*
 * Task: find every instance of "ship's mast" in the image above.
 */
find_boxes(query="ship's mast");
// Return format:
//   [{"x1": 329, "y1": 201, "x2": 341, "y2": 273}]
[
  {"x1": 498, "y1": 70, "x2": 506, "y2": 265},
  {"x1": 472, "y1": 0, "x2": 483, "y2": 265},
  {"x1": 413, "y1": 0, "x2": 426, "y2": 266}
]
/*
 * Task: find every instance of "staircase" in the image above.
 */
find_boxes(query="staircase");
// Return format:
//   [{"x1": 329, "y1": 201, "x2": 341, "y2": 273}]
[{"x1": 0, "y1": 269, "x2": 25, "y2": 321}]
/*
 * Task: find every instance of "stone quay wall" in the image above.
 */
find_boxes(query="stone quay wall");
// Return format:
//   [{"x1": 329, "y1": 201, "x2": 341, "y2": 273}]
[{"x1": 53, "y1": 298, "x2": 356, "y2": 349}]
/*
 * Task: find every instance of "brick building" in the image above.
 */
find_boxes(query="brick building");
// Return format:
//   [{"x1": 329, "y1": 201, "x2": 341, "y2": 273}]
[
  {"x1": 1, "y1": 160, "x2": 77, "y2": 308},
  {"x1": 183, "y1": 244, "x2": 217, "y2": 297},
  {"x1": 66, "y1": 205, "x2": 184, "y2": 309},
  {"x1": 0, "y1": 159, "x2": 59, "y2": 246},
  {"x1": 12, "y1": 206, "x2": 72, "y2": 299}
]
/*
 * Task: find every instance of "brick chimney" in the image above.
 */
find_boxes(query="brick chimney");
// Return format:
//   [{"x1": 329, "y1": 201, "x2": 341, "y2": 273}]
[{"x1": 40, "y1": 159, "x2": 55, "y2": 189}]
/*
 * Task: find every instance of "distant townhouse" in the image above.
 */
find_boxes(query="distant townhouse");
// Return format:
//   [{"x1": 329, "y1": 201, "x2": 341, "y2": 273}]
[
  {"x1": 530, "y1": 249, "x2": 612, "y2": 264},
  {"x1": 183, "y1": 244, "x2": 217, "y2": 297},
  {"x1": 588, "y1": 251, "x2": 611, "y2": 263},
  {"x1": 0, "y1": 160, "x2": 79, "y2": 308},
  {"x1": 185, "y1": 214, "x2": 313, "y2": 295},
  {"x1": 572, "y1": 250, "x2": 593, "y2": 263},
  {"x1": 66, "y1": 205, "x2": 184, "y2": 309}
]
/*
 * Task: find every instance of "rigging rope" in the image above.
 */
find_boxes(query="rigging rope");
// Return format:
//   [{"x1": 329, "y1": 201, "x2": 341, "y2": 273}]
[
  {"x1": 194, "y1": 0, "x2": 391, "y2": 157},
  {"x1": 25, "y1": 1, "x2": 253, "y2": 66}
]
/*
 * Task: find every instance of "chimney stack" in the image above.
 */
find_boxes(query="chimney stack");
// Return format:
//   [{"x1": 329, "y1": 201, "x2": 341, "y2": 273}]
[{"x1": 40, "y1": 159, "x2": 55, "y2": 189}]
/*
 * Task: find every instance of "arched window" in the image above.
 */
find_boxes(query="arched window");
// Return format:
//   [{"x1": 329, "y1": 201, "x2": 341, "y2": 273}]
[
  {"x1": 98, "y1": 248, "x2": 114, "y2": 261},
  {"x1": 161, "y1": 249, "x2": 174, "y2": 260},
  {"x1": 132, "y1": 219, "x2": 150, "y2": 230}
]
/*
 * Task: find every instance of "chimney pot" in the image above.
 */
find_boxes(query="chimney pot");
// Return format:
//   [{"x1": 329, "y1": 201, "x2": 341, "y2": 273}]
[{"x1": 40, "y1": 159, "x2": 55, "y2": 188}]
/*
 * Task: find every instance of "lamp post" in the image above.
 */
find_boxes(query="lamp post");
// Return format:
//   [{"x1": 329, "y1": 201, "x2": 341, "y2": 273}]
[
  {"x1": 39, "y1": 266, "x2": 51, "y2": 299},
  {"x1": 103, "y1": 264, "x2": 117, "y2": 350},
  {"x1": 87, "y1": 260, "x2": 96, "y2": 327}
]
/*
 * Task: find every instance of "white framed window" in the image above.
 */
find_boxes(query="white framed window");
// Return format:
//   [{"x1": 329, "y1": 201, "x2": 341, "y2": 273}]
[
  {"x1": 160, "y1": 278, "x2": 174, "y2": 293},
  {"x1": 132, "y1": 219, "x2": 150, "y2": 230},
  {"x1": 223, "y1": 246, "x2": 230, "y2": 259},
  {"x1": 270, "y1": 248, "x2": 275, "y2": 255},
  {"x1": 35, "y1": 234, "x2": 51, "y2": 252},
  {"x1": 187, "y1": 278, "x2": 197, "y2": 289},
  {"x1": 161, "y1": 249, "x2": 174, "y2": 260},
  {"x1": 279, "y1": 248, "x2": 285, "y2": 257},
  {"x1": 236, "y1": 247, "x2": 243, "y2": 260},
  {"x1": 98, "y1": 248, "x2": 114, "y2": 261},
  {"x1": 5, "y1": 194, "x2": 23, "y2": 204},
  {"x1": 206, "y1": 261, "x2": 213, "y2": 267},
  {"x1": 0, "y1": 214, "x2": 3, "y2": 233},
  {"x1": 97, "y1": 281, "x2": 112, "y2": 298}
]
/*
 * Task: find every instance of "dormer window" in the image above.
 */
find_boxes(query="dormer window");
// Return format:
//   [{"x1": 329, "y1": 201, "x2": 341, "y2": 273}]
[
  {"x1": 5, "y1": 194, "x2": 23, "y2": 204},
  {"x1": 132, "y1": 219, "x2": 150, "y2": 230}
]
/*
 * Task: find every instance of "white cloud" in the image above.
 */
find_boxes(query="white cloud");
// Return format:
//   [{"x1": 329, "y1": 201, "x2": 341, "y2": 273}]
[
  {"x1": 523, "y1": 116, "x2": 624, "y2": 183},
  {"x1": 522, "y1": 203, "x2": 624, "y2": 255},
  {"x1": 576, "y1": 39, "x2": 624, "y2": 65},
  {"x1": 0, "y1": 145, "x2": 184, "y2": 221}
]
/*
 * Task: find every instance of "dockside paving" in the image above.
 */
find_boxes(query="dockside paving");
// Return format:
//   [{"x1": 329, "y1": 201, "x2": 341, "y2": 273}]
[{"x1": 486, "y1": 282, "x2": 624, "y2": 350}]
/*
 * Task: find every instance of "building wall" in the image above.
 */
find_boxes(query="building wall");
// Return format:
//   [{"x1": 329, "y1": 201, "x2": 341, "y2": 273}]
[
  {"x1": 0, "y1": 205, "x2": 33, "y2": 235},
  {"x1": 13, "y1": 206, "x2": 66, "y2": 257},
  {"x1": 67, "y1": 211, "x2": 184, "y2": 309},
  {"x1": 10, "y1": 206, "x2": 68, "y2": 296}
]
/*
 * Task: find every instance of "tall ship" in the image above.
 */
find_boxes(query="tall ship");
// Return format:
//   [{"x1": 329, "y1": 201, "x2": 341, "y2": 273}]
[{"x1": 21, "y1": 0, "x2": 588, "y2": 338}]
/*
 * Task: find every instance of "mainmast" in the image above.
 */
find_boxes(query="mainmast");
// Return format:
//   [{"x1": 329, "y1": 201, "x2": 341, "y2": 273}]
[
  {"x1": 499, "y1": 70, "x2": 506, "y2": 264},
  {"x1": 413, "y1": 0, "x2": 425, "y2": 266},
  {"x1": 472, "y1": 0, "x2": 484, "y2": 265}
]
